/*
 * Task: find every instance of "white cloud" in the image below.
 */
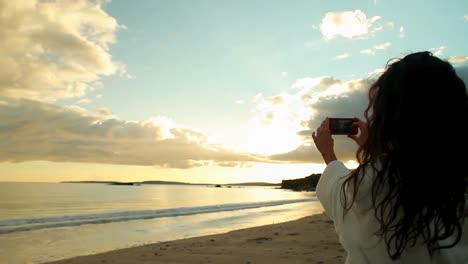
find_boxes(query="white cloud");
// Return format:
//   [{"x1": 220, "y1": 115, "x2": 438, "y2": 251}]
[
  {"x1": 291, "y1": 77, "x2": 323, "y2": 90},
  {"x1": 267, "y1": 79, "x2": 369, "y2": 163},
  {"x1": 291, "y1": 76, "x2": 345, "y2": 99},
  {"x1": 76, "y1": 98, "x2": 92, "y2": 104},
  {"x1": 242, "y1": 78, "x2": 346, "y2": 154},
  {"x1": 431, "y1": 46, "x2": 447, "y2": 56},
  {"x1": 360, "y1": 49, "x2": 375, "y2": 56},
  {"x1": 360, "y1": 42, "x2": 392, "y2": 56},
  {"x1": 374, "y1": 42, "x2": 392, "y2": 50},
  {"x1": 266, "y1": 64, "x2": 468, "y2": 164},
  {"x1": 239, "y1": 75, "x2": 369, "y2": 157},
  {"x1": 241, "y1": 93, "x2": 311, "y2": 154},
  {"x1": 0, "y1": 0, "x2": 127, "y2": 102},
  {"x1": 464, "y1": 15, "x2": 468, "y2": 21},
  {"x1": 0, "y1": 97, "x2": 264, "y2": 168},
  {"x1": 448, "y1": 56, "x2": 468, "y2": 65},
  {"x1": 399, "y1": 26, "x2": 405, "y2": 38},
  {"x1": 334, "y1": 53, "x2": 350, "y2": 60},
  {"x1": 319, "y1": 10, "x2": 382, "y2": 39}
]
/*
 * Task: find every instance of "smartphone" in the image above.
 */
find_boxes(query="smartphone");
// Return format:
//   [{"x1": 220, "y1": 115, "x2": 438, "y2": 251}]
[{"x1": 328, "y1": 118, "x2": 358, "y2": 135}]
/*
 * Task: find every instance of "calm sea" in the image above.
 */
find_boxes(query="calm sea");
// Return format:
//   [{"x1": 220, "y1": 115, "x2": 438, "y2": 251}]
[{"x1": 0, "y1": 182, "x2": 323, "y2": 264}]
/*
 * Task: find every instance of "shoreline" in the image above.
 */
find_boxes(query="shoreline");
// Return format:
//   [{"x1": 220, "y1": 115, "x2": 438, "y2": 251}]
[{"x1": 44, "y1": 212, "x2": 345, "y2": 264}]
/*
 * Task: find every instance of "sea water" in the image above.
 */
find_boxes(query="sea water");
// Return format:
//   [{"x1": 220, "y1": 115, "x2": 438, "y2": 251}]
[{"x1": 0, "y1": 182, "x2": 323, "y2": 264}]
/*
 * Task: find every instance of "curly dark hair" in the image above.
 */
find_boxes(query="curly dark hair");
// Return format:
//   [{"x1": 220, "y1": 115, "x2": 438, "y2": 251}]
[{"x1": 341, "y1": 51, "x2": 468, "y2": 260}]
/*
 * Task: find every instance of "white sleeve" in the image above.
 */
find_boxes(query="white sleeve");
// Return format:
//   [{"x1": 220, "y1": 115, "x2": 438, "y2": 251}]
[{"x1": 316, "y1": 160, "x2": 351, "y2": 228}]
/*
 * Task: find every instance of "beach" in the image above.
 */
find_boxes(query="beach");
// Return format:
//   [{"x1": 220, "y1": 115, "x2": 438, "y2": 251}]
[
  {"x1": 1, "y1": 183, "x2": 329, "y2": 264},
  {"x1": 44, "y1": 212, "x2": 345, "y2": 264}
]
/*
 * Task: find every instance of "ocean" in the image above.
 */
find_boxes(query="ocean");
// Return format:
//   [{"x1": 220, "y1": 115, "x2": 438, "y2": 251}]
[{"x1": 0, "y1": 182, "x2": 323, "y2": 264}]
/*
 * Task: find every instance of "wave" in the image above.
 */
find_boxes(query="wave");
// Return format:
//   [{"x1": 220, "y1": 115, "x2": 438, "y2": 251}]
[{"x1": 0, "y1": 198, "x2": 317, "y2": 234}]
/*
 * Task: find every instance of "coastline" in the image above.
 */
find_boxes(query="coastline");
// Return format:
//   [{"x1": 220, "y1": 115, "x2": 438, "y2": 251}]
[{"x1": 44, "y1": 212, "x2": 345, "y2": 264}]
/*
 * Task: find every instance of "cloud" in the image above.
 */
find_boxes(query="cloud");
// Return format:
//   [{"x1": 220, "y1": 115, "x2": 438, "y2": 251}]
[
  {"x1": 360, "y1": 49, "x2": 375, "y2": 56},
  {"x1": 464, "y1": 15, "x2": 468, "y2": 21},
  {"x1": 76, "y1": 98, "x2": 92, "y2": 104},
  {"x1": 399, "y1": 26, "x2": 405, "y2": 38},
  {"x1": 360, "y1": 42, "x2": 392, "y2": 56},
  {"x1": 2, "y1": 65, "x2": 467, "y2": 168},
  {"x1": 268, "y1": 79, "x2": 369, "y2": 163},
  {"x1": 431, "y1": 46, "x2": 447, "y2": 56},
  {"x1": 239, "y1": 78, "x2": 346, "y2": 155},
  {"x1": 0, "y1": 0, "x2": 127, "y2": 102},
  {"x1": 0, "y1": 97, "x2": 264, "y2": 168},
  {"x1": 374, "y1": 42, "x2": 391, "y2": 50},
  {"x1": 239, "y1": 75, "x2": 370, "y2": 160},
  {"x1": 448, "y1": 56, "x2": 468, "y2": 65},
  {"x1": 266, "y1": 64, "x2": 468, "y2": 164},
  {"x1": 334, "y1": 53, "x2": 350, "y2": 60},
  {"x1": 96, "y1": 107, "x2": 115, "y2": 118},
  {"x1": 319, "y1": 10, "x2": 382, "y2": 39}
]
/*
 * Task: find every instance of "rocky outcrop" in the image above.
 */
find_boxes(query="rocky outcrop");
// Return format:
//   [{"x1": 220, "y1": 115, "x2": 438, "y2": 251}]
[
  {"x1": 281, "y1": 173, "x2": 321, "y2": 191},
  {"x1": 109, "y1": 182, "x2": 140, "y2": 186}
]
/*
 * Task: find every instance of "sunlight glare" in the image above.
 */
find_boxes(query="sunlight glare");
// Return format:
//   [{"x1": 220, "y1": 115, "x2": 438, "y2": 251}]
[
  {"x1": 240, "y1": 126, "x2": 303, "y2": 155},
  {"x1": 345, "y1": 160, "x2": 359, "y2": 169}
]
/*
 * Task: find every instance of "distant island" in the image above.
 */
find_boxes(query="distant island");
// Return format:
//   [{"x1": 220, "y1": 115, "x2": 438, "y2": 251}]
[
  {"x1": 61, "y1": 175, "x2": 321, "y2": 191},
  {"x1": 60, "y1": 180, "x2": 281, "y2": 187}
]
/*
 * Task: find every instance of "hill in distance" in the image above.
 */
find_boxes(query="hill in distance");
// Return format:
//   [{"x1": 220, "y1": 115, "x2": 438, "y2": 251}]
[{"x1": 60, "y1": 180, "x2": 281, "y2": 187}]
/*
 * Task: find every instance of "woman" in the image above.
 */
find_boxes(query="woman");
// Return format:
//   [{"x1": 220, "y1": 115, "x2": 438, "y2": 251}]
[{"x1": 312, "y1": 51, "x2": 468, "y2": 263}]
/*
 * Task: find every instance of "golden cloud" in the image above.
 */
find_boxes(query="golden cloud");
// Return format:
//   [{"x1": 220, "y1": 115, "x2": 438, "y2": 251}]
[
  {"x1": 0, "y1": 97, "x2": 266, "y2": 168},
  {"x1": 448, "y1": 56, "x2": 468, "y2": 65},
  {"x1": 0, "y1": 0, "x2": 126, "y2": 101}
]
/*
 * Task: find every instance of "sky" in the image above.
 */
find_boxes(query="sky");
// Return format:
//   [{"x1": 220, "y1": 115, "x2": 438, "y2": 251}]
[{"x1": 1, "y1": 0, "x2": 467, "y2": 183}]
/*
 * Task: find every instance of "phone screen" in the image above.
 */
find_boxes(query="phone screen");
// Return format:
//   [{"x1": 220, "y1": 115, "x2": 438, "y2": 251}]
[{"x1": 329, "y1": 118, "x2": 357, "y2": 135}]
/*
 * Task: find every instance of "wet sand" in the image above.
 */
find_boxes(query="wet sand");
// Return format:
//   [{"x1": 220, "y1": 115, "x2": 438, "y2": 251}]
[{"x1": 44, "y1": 212, "x2": 345, "y2": 264}]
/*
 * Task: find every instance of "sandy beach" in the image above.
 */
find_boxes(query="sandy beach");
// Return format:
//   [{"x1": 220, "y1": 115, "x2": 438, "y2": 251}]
[{"x1": 44, "y1": 212, "x2": 345, "y2": 264}]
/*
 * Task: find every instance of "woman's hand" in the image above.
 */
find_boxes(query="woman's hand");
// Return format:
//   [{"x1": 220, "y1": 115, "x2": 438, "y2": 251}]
[
  {"x1": 348, "y1": 118, "x2": 368, "y2": 147},
  {"x1": 312, "y1": 118, "x2": 337, "y2": 164}
]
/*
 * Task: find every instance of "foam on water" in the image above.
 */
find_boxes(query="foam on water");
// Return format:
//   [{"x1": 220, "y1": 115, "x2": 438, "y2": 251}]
[{"x1": 0, "y1": 198, "x2": 317, "y2": 233}]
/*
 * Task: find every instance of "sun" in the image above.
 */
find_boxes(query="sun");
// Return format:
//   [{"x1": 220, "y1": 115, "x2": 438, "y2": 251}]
[{"x1": 238, "y1": 125, "x2": 303, "y2": 155}]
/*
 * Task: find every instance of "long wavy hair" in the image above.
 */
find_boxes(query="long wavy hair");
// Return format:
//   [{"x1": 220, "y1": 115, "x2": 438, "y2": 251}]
[{"x1": 341, "y1": 51, "x2": 468, "y2": 259}]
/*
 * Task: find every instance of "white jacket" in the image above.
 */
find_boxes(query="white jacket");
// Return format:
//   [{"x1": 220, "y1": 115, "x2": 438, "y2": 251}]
[{"x1": 316, "y1": 160, "x2": 468, "y2": 264}]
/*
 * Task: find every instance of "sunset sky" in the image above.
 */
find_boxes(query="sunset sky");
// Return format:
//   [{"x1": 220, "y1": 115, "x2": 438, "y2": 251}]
[{"x1": 1, "y1": 0, "x2": 467, "y2": 183}]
